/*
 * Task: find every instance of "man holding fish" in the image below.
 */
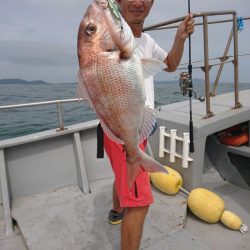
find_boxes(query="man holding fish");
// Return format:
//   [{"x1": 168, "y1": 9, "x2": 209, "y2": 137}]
[{"x1": 77, "y1": 0, "x2": 194, "y2": 249}]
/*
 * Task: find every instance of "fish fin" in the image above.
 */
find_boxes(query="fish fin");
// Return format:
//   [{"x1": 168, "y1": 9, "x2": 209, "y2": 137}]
[
  {"x1": 126, "y1": 149, "x2": 168, "y2": 189},
  {"x1": 101, "y1": 121, "x2": 124, "y2": 145},
  {"x1": 141, "y1": 58, "x2": 166, "y2": 79},
  {"x1": 139, "y1": 107, "x2": 156, "y2": 143}
]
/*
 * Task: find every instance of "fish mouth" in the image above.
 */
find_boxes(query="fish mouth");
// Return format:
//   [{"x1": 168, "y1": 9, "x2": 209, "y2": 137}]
[
  {"x1": 101, "y1": 9, "x2": 132, "y2": 59},
  {"x1": 105, "y1": 48, "x2": 118, "y2": 53}
]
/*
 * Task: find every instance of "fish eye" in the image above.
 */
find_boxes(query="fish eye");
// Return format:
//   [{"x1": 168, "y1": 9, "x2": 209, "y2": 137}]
[{"x1": 85, "y1": 24, "x2": 97, "y2": 36}]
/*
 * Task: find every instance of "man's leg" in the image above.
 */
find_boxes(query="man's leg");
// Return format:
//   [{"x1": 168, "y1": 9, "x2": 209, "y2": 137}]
[
  {"x1": 108, "y1": 181, "x2": 125, "y2": 225},
  {"x1": 112, "y1": 181, "x2": 123, "y2": 213},
  {"x1": 121, "y1": 205, "x2": 149, "y2": 250}
]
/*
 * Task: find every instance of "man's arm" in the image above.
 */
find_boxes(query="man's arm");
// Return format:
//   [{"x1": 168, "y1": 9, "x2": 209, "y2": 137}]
[{"x1": 164, "y1": 14, "x2": 195, "y2": 72}]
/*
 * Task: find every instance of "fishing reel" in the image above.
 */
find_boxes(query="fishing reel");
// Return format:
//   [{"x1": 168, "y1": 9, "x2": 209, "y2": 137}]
[
  {"x1": 179, "y1": 72, "x2": 205, "y2": 102},
  {"x1": 179, "y1": 72, "x2": 191, "y2": 96}
]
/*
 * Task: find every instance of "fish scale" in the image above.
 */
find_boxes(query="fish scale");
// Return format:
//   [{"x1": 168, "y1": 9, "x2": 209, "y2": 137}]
[{"x1": 96, "y1": 55, "x2": 144, "y2": 137}]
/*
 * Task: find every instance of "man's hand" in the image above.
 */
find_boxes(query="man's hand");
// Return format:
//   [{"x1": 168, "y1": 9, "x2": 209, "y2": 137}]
[
  {"x1": 164, "y1": 14, "x2": 195, "y2": 71},
  {"x1": 177, "y1": 14, "x2": 195, "y2": 41}
]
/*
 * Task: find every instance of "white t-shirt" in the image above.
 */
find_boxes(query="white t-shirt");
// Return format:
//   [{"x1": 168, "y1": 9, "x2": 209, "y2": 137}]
[{"x1": 134, "y1": 33, "x2": 168, "y2": 109}]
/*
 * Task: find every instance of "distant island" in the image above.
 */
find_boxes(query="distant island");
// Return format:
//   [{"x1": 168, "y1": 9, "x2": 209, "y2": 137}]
[
  {"x1": 0, "y1": 78, "x2": 80, "y2": 85},
  {"x1": 0, "y1": 78, "x2": 52, "y2": 85}
]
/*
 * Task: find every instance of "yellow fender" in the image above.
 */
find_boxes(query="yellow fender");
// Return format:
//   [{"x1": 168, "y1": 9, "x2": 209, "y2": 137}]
[
  {"x1": 151, "y1": 167, "x2": 248, "y2": 233},
  {"x1": 187, "y1": 188, "x2": 248, "y2": 233},
  {"x1": 150, "y1": 166, "x2": 183, "y2": 195},
  {"x1": 220, "y1": 210, "x2": 248, "y2": 233},
  {"x1": 187, "y1": 188, "x2": 225, "y2": 223}
]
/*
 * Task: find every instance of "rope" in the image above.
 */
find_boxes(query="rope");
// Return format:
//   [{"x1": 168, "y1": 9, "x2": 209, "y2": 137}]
[{"x1": 179, "y1": 186, "x2": 190, "y2": 196}]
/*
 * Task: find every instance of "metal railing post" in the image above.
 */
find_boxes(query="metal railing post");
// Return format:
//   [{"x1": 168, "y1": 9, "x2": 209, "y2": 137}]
[
  {"x1": 211, "y1": 27, "x2": 234, "y2": 96},
  {"x1": 0, "y1": 150, "x2": 13, "y2": 235},
  {"x1": 56, "y1": 103, "x2": 65, "y2": 131},
  {"x1": 203, "y1": 15, "x2": 214, "y2": 118},
  {"x1": 233, "y1": 13, "x2": 242, "y2": 108}
]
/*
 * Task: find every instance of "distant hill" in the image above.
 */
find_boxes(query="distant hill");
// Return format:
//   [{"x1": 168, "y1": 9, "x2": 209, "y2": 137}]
[
  {"x1": 0, "y1": 78, "x2": 51, "y2": 85},
  {"x1": 0, "y1": 78, "x2": 79, "y2": 85}
]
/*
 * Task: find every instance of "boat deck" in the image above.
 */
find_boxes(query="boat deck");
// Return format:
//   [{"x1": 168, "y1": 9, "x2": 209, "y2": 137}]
[
  {"x1": 1, "y1": 168, "x2": 250, "y2": 250},
  {"x1": 10, "y1": 178, "x2": 187, "y2": 250},
  {"x1": 1, "y1": 90, "x2": 250, "y2": 249}
]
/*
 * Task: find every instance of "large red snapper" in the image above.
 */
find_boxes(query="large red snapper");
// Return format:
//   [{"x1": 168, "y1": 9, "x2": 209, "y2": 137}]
[{"x1": 77, "y1": 1, "x2": 168, "y2": 188}]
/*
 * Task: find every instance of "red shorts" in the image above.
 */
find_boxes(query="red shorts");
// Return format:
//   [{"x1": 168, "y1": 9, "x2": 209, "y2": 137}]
[{"x1": 104, "y1": 133, "x2": 153, "y2": 208}]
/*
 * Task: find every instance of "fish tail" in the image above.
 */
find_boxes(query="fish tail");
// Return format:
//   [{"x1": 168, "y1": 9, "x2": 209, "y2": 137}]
[{"x1": 126, "y1": 150, "x2": 168, "y2": 189}]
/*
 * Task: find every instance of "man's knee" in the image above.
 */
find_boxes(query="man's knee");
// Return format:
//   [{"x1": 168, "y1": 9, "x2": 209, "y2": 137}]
[{"x1": 125, "y1": 205, "x2": 150, "y2": 219}]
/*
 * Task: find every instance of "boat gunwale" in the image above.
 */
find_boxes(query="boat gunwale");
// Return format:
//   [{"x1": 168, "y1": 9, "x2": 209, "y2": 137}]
[{"x1": 0, "y1": 119, "x2": 99, "y2": 150}]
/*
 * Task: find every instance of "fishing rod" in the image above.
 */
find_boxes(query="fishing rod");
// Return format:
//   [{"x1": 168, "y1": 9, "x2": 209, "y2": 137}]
[
  {"x1": 187, "y1": 0, "x2": 194, "y2": 153},
  {"x1": 179, "y1": 0, "x2": 194, "y2": 152}
]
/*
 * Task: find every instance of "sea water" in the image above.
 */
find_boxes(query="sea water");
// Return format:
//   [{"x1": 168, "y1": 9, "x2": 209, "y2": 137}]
[{"x1": 0, "y1": 81, "x2": 249, "y2": 140}]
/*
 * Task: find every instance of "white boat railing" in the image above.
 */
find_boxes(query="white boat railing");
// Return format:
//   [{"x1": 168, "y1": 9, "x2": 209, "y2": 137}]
[
  {"x1": 0, "y1": 98, "x2": 83, "y2": 131},
  {"x1": 144, "y1": 12, "x2": 250, "y2": 118}
]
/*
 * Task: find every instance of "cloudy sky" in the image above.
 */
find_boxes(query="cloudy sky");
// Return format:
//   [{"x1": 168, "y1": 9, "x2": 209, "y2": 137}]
[{"x1": 0, "y1": 0, "x2": 249, "y2": 83}]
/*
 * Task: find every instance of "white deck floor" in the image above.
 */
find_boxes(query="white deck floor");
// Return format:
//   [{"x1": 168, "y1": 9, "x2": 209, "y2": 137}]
[
  {"x1": 1, "y1": 168, "x2": 249, "y2": 250},
  {"x1": 10, "y1": 178, "x2": 187, "y2": 250}
]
